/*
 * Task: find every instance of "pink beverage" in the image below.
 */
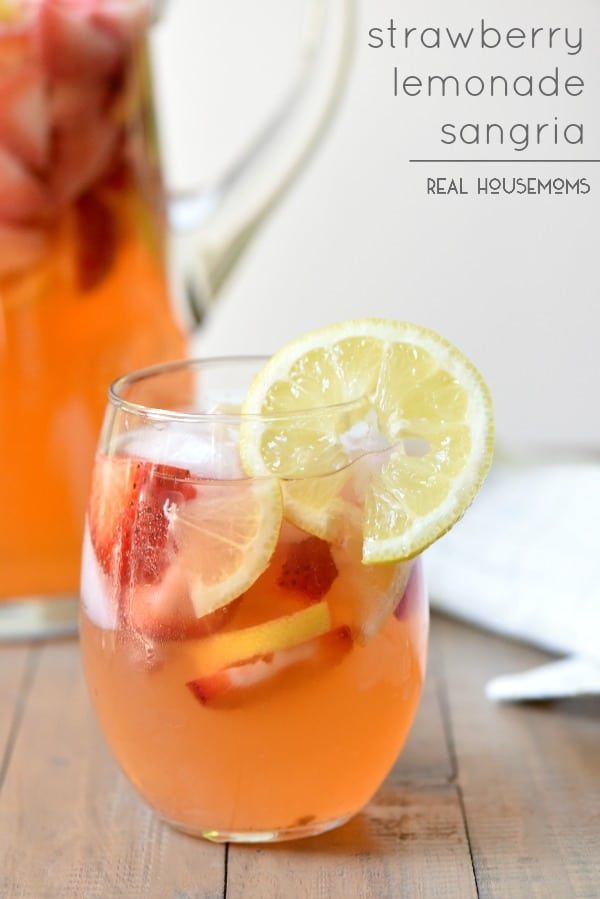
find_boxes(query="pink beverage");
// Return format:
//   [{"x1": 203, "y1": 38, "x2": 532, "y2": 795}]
[{"x1": 79, "y1": 357, "x2": 429, "y2": 841}]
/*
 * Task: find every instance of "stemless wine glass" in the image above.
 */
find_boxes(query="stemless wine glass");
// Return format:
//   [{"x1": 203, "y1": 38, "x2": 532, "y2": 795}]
[{"x1": 80, "y1": 358, "x2": 428, "y2": 843}]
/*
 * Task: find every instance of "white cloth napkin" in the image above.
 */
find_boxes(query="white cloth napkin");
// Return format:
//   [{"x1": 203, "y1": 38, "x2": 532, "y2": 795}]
[{"x1": 425, "y1": 458, "x2": 600, "y2": 702}]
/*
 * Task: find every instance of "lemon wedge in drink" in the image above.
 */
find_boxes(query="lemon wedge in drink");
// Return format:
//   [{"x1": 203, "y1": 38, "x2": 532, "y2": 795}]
[
  {"x1": 186, "y1": 600, "x2": 332, "y2": 678},
  {"x1": 170, "y1": 479, "x2": 283, "y2": 617},
  {"x1": 240, "y1": 319, "x2": 494, "y2": 563}
]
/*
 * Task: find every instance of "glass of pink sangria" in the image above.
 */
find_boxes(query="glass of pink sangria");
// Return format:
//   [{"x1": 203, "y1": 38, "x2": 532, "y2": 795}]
[{"x1": 80, "y1": 321, "x2": 493, "y2": 842}]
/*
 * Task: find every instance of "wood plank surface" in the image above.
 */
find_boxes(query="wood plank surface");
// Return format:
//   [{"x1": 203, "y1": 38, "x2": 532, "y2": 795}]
[
  {"x1": 0, "y1": 644, "x2": 35, "y2": 788},
  {"x1": 438, "y1": 615, "x2": 600, "y2": 899},
  {"x1": 0, "y1": 641, "x2": 225, "y2": 899},
  {"x1": 226, "y1": 784, "x2": 477, "y2": 899},
  {"x1": 227, "y1": 785, "x2": 477, "y2": 899},
  {"x1": 0, "y1": 616, "x2": 598, "y2": 898}
]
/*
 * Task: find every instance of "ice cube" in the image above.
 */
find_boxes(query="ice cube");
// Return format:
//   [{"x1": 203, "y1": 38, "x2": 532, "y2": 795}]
[
  {"x1": 80, "y1": 527, "x2": 117, "y2": 630},
  {"x1": 121, "y1": 424, "x2": 244, "y2": 479},
  {"x1": 339, "y1": 410, "x2": 389, "y2": 457}
]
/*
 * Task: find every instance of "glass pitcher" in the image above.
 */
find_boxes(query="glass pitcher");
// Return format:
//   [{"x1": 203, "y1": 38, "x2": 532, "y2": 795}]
[{"x1": 0, "y1": 0, "x2": 354, "y2": 640}]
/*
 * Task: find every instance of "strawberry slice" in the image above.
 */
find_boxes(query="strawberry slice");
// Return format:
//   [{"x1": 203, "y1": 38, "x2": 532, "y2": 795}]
[
  {"x1": 0, "y1": 65, "x2": 49, "y2": 171},
  {"x1": 187, "y1": 626, "x2": 353, "y2": 706},
  {"x1": 74, "y1": 191, "x2": 117, "y2": 290},
  {"x1": 127, "y1": 564, "x2": 236, "y2": 641},
  {"x1": 92, "y1": 0, "x2": 149, "y2": 47},
  {"x1": 51, "y1": 114, "x2": 119, "y2": 204},
  {"x1": 0, "y1": 146, "x2": 48, "y2": 224},
  {"x1": 89, "y1": 455, "x2": 196, "y2": 589},
  {"x1": 0, "y1": 221, "x2": 47, "y2": 276},
  {"x1": 278, "y1": 536, "x2": 338, "y2": 601},
  {"x1": 123, "y1": 465, "x2": 196, "y2": 591},
  {"x1": 0, "y1": 27, "x2": 32, "y2": 84},
  {"x1": 89, "y1": 455, "x2": 150, "y2": 577},
  {"x1": 37, "y1": 0, "x2": 123, "y2": 81},
  {"x1": 49, "y1": 79, "x2": 109, "y2": 131},
  {"x1": 124, "y1": 466, "x2": 196, "y2": 587}
]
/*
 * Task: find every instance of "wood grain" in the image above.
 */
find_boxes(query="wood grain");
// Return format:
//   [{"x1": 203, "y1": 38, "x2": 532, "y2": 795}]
[
  {"x1": 0, "y1": 644, "x2": 35, "y2": 787},
  {"x1": 438, "y1": 615, "x2": 600, "y2": 899},
  {"x1": 226, "y1": 784, "x2": 477, "y2": 899},
  {"x1": 0, "y1": 641, "x2": 225, "y2": 899}
]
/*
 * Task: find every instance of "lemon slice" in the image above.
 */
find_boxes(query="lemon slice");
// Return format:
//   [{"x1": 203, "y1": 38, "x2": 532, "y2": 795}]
[
  {"x1": 240, "y1": 319, "x2": 494, "y2": 563},
  {"x1": 170, "y1": 479, "x2": 282, "y2": 616},
  {"x1": 282, "y1": 467, "x2": 354, "y2": 543},
  {"x1": 186, "y1": 600, "x2": 332, "y2": 678}
]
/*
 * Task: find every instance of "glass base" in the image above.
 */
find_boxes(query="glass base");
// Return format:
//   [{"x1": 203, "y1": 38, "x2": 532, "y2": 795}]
[
  {"x1": 167, "y1": 814, "x2": 353, "y2": 844},
  {"x1": 0, "y1": 596, "x2": 79, "y2": 642}
]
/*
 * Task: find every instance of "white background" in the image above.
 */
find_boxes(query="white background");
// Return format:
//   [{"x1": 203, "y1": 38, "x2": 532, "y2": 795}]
[{"x1": 153, "y1": 0, "x2": 600, "y2": 452}]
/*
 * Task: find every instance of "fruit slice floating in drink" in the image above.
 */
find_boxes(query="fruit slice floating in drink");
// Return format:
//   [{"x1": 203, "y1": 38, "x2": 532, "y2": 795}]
[
  {"x1": 188, "y1": 626, "x2": 353, "y2": 706},
  {"x1": 277, "y1": 535, "x2": 338, "y2": 601},
  {"x1": 186, "y1": 600, "x2": 333, "y2": 678},
  {"x1": 170, "y1": 478, "x2": 282, "y2": 618}
]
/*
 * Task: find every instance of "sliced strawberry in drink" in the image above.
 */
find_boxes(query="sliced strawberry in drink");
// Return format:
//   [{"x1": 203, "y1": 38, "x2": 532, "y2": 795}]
[
  {"x1": 0, "y1": 221, "x2": 47, "y2": 276},
  {"x1": 0, "y1": 65, "x2": 49, "y2": 171},
  {"x1": 89, "y1": 455, "x2": 150, "y2": 576},
  {"x1": 278, "y1": 536, "x2": 338, "y2": 601},
  {"x1": 127, "y1": 498, "x2": 171, "y2": 584},
  {"x1": 125, "y1": 469, "x2": 196, "y2": 587},
  {"x1": 74, "y1": 191, "x2": 117, "y2": 290},
  {"x1": 89, "y1": 455, "x2": 196, "y2": 589},
  {"x1": 126, "y1": 465, "x2": 196, "y2": 587},
  {"x1": 0, "y1": 146, "x2": 48, "y2": 224},
  {"x1": 51, "y1": 114, "x2": 119, "y2": 203},
  {"x1": 37, "y1": 0, "x2": 123, "y2": 81},
  {"x1": 151, "y1": 464, "x2": 197, "y2": 503},
  {"x1": 187, "y1": 626, "x2": 353, "y2": 707}
]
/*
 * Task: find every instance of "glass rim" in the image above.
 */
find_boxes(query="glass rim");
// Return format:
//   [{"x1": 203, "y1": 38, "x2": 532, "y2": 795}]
[{"x1": 109, "y1": 356, "x2": 368, "y2": 424}]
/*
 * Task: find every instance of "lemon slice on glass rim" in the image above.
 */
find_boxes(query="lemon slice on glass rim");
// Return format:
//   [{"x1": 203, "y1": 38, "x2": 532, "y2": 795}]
[{"x1": 240, "y1": 319, "x2": 494, "y2": 563}]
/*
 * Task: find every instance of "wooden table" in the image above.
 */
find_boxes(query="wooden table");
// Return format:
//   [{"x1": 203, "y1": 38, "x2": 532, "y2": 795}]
[{"x1": 0, "y1": 615, "x2": 598, "y2": 898}]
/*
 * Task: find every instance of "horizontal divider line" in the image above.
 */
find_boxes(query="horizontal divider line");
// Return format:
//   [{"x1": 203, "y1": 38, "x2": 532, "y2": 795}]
[{"x1": 410, "y1": 159, "x2": 600, "y2": 163}]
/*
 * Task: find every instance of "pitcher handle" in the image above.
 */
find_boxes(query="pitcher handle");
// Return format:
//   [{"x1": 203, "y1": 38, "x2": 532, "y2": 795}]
[{"x1": 163, "y1": 0, "x2": 355, "y2": 328}]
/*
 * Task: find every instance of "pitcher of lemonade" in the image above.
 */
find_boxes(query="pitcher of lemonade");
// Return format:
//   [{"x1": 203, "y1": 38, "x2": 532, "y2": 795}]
[{"x1": 0, "y1": 0, "x2": 353, "y2": 639}]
